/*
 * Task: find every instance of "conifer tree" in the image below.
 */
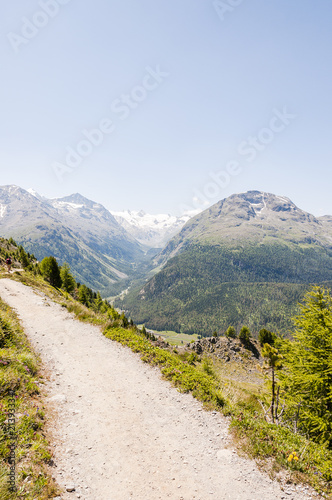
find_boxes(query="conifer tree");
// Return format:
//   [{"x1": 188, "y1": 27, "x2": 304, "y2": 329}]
[
  {"x1": 78, "y1": 284, "x2": 90, "y2": 307},
  {"x1": 225, "y1": 326, "x2": 237, "y2": 338},
  {"x1": 280, "y1": 286, "x2": 332, "y2": 446},
  {"x1": 39, "y1": 256, "x2": 62, "y2": 288},
  {"x1": 239, "y1": 326, "x2": 251, "y2": 347},
  {"x1": 262, "y1": 343, "x2": 283, "y2": 423},
  {"x1": 258, "y1": 328, "x2": 276, "y2": 346},
  {"x1": 60, "y1": 263, "x2": 76, "y2": 294},
  {"x1": 18, "y1": 246, "x2": 30, "y2": 268},
  {"x1": 93, "y1": 292, "x2": 103, "y2": 311}
]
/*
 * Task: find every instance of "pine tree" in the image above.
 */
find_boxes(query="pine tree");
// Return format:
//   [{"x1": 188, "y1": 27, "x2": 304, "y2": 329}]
[
  {"x1": 39, "y1": 256, "x2": 62, "y2": 288},
  {"x1": 60, "y1": 263, "x2": 76, "y2": 293},
  {"x1": 280, "y1": 286, "x2": 332, "y2": 446},
  {"x1": 78, "y1": 284, "x2": 90, "y2": 307},
  {"x1": 239, "y1": 326, "x2": 251, "y2": 348},
  {"x1": 258, "y1": 328, "x2": 276, "y2": 346},
  {"x1": 225, "y1": 326, "x2": 237, "y2": 338},
  {"x1": 8, "y1": 238, "x2": 17, "y2": 247},
  {"x1": 262, "y1": 343, "x2": 283, "y2": 423},
  {"x1": 93, "y1": 292, "x2": 103, "y2": 312},
  {"x1": 18, "y1": 246, "x2": 30, "y2": 268}
]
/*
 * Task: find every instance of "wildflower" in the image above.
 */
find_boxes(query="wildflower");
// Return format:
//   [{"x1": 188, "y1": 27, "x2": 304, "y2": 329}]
[{"x1": 288, "y1": 451, "x2": 299, "y2": 463}]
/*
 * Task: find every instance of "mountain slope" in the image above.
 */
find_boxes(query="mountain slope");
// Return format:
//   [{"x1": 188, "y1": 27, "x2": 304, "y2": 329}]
[
  {"x1": 121, "y1": 191, "x2": 332, "y2": 335},
  {"x1": 155, "y1": 190, "x2": 332, "y2": 264},
  {"x1": 0, "y1": 186, "x2": 144, "y2": 293}
]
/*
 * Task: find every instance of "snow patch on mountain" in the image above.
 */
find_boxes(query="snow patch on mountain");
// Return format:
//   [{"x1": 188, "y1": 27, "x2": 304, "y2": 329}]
[
  {"x1": 111, "y1": 210, "x2": 190, "y2": 248},
  {"x1": 0, "y1": 204, "x2": 7, "y2": 218},
  {"x1": 27, "y1": 188, "x2": 46, "y2": 201},
  {"x1": 19, "y1": 187, "x2": 191, "y2": 248},
  {"x1": 52, "y1": 201, "x2": 84, "y2": 210},
  {"x1": 112, "y1": 210, "x2": 189, "y2": 229}
]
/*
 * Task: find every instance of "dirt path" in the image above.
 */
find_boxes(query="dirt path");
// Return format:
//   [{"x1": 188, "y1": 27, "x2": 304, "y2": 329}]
[{"x1": 0, "y1": 279, "x2": 313, "y2": 500}]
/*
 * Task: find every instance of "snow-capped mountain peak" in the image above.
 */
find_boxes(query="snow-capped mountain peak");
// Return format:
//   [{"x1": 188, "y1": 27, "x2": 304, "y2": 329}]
[
  {"x1": 111, "y1": 210, "x2": 190, "y2": 248},
  {"x1": 27, "y1": 188, "x2": 45, "y2": 201}
]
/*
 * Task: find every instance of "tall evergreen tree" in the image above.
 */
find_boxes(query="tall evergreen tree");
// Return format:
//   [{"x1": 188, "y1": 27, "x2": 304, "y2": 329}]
[
  {"x1": 94, "y1": 292, "x2": 103, "y2": 311},
  {"x1": 258, "y1": 328, "x2": 276, "y2": 346},
  {"x1": 280, "y1": 286, "x2": 332, "y2": 446},
  {"x1": 262, "y1": 343, "x2": 283, "y2": 423},
  {"x1": 39, "y1": 256, "x2": 62, "y2": 288},
  {"x1": 60, "y1": 263, "x2": 76, "y2": 294},
  {"x1": 18, "y1": 246, "x2": 30, "y2": 268},
  {"x1": 225, "y1": 326, "x2": 237, "y2": 338},
  {"x1": 239, "y1": 326, "x2": 251, "y2": 348}
]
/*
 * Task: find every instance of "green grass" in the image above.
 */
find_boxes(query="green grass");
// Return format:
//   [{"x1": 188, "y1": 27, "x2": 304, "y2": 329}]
[
  {"x1": 139, "y1": 327, "x2": 198, "y2": 345},
  {"x1": 0, "y1": 293, "x2": 59, "y2": 500},
  {"x1": 230, "y1": 405, "x2": 332, "y2": 495}
]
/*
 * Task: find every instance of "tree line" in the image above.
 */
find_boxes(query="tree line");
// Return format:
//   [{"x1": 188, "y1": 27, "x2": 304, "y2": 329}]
[{"x1": 0, "y1": 238, "x2": 125, "y2": 322}]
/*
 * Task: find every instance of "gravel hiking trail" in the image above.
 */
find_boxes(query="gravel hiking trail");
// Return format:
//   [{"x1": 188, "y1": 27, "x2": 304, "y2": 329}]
[{"x1": 0, "y1": 279, "x2": 315, "y2": 500}]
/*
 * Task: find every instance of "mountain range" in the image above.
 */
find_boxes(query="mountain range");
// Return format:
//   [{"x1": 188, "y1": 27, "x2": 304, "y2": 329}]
[
  {"x1": 2, "y1": 186, "x2": 332, "y2": 336},
  {"x1": 0, "y1": 186, "x2": 140, "y2": 293},
  {"x1": 0, "y1": 185, "x2": 188, "y2": 295}
]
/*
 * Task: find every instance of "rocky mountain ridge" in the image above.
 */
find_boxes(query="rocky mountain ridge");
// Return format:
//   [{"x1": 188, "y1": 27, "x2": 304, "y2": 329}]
[{"x1": 155, "y1": 190, "x2": 332, "y2": 266}]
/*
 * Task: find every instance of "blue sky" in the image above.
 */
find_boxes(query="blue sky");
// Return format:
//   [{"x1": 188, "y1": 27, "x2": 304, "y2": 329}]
[{"x1": 1, "y1": 0, "x2": 331, "y2": 216}]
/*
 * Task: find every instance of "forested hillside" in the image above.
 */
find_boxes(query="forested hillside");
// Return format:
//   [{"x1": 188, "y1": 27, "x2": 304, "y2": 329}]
[{"x1": 121, "y1": 191, "x2": 332, "y2": 336}]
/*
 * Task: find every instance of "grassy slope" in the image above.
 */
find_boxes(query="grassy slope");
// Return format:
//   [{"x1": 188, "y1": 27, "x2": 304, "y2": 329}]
[{"x1": 0, "y1": 287, "x2": 59, "y2": 499}]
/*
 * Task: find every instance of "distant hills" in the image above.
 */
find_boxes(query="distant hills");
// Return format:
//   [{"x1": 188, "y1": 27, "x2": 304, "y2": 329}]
[{"x1": 120, "y1": 191, "x2": 332, "y2": 336}]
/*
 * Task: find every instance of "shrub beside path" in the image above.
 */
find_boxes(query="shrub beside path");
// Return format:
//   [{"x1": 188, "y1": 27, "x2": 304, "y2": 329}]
[{"x1": 0, "y1": 279, "x2": 317, "y2": 500}]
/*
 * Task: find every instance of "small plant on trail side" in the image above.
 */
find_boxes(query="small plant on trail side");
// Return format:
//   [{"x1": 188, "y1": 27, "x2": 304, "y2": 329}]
[{"x1": 202, "y1": 357, "x2": 217, "y2": 378}]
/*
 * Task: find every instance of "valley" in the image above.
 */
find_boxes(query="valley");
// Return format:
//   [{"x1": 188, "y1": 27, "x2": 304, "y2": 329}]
[
  {"x1": 0, "y1": 236, "x2": 331, "y2": 498},
  {"x1": 1, "y1": 186, "x2": 332, "y2": 337}
]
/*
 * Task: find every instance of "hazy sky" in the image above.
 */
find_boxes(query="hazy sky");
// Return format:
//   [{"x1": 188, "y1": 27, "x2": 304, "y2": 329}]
[{"x1": 1, "y1": 1, "x2": 331, "y2": 216}]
